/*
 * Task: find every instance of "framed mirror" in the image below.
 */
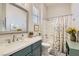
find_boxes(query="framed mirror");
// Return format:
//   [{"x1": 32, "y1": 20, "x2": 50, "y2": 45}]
[{"x1": 0, "y1": 3, "x2": 28, "y2": 34}]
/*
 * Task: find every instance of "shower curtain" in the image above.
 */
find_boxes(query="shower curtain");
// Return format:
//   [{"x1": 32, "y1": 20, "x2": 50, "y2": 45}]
[{"x1": 45, "y1": 14, "x2": 74, "y2": 54}]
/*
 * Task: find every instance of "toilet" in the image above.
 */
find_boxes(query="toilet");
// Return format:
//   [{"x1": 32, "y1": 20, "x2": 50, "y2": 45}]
[{"x1": 42, "y1": 43, "x2": 50, "y2": 56}]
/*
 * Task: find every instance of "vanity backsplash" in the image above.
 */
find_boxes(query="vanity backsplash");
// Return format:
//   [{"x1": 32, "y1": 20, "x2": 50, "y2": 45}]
[{"x1": 0, "y1": 33, "x2": 28, "y2": 45}]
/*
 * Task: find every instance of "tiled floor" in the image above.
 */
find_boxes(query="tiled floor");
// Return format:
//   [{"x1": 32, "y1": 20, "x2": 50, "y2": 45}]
[{"x1": 42, "y1": 50, "x2": 66, "y2": 56}]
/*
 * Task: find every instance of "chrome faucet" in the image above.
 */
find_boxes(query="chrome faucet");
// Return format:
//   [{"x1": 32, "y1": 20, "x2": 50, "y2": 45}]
[
  {"x1": 21, "y1": 34, "x2": 24, "y2": 40},
  {"x1": 12, "y1": 35, "x2": 15, "y2": 42},
  {"x1": 6, "y1": 39, "x2": 11, "y2": 43},
  {"x1": 16, "y1": 38, "x2": 19, "y2": 41},
  {"x1": 22, "y1": 34, "x2": 24, "y2": 37}
]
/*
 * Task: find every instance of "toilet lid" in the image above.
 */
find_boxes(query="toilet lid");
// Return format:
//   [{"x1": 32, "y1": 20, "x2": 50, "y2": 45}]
[{"x1": 42, "y1": 43, "x2": 50, "y2": 47}]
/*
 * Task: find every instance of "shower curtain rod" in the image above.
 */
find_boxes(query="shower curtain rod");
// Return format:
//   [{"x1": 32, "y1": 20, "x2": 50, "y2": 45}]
[{"x1": 46, "y1": 14, "x2": 72, "y2": 19}]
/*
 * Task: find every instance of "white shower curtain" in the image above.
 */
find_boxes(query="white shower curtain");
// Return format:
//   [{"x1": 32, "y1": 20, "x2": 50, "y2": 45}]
[{"x1": 45, "y1": 14, "x2": 74, "y2": 54}]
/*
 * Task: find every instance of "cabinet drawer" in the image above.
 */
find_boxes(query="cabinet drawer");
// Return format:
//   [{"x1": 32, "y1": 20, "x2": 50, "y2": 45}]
[
  {"x1": 32, "y1": 40, "x2": 42, "y2": 49},
  {"x1": 26, "y1": 53, "x2": 32, "y2": 56},
  {"x1": 10, "y1": 46, "x2": 31, "y2": 56}
]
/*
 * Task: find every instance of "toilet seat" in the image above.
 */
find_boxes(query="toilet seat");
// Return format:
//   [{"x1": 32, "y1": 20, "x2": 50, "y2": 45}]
[{"x1": 42, "y1": 43, "x2": 50, "y2": 47}]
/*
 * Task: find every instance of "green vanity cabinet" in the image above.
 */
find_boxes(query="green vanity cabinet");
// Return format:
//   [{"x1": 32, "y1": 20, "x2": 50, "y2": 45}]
[
  {"x1": 10, "y1": 40, "x2": 42, "y2": 56},
  {"x1": 66, "y1": 40, "x2": 79, "y2": 56}
]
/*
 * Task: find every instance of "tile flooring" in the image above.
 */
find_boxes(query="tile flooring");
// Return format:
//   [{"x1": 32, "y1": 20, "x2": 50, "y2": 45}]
[{"x1": 42, "y1": 50, "x2": 66, "y2": 56}]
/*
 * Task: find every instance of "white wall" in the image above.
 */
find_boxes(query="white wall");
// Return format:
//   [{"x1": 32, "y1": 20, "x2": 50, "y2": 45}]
[
  {"x1": 24, "y1": 4, "x2": 34, "y2": 32},
  {"x1": 27, "y1": 3, "x2": 47, "y2": 36},
  {"x1": 47, "y1": 4, "x2": 71, "y2": 18},
  {"x1": 25, "y1": 3, "x2": 46, "y2": 33},
  {"x1": 40, "y1": 4, "x2": 47, "y2": 34},
  {"x1": 71, "y1": 3, "x2": 79, "y2": 29}
]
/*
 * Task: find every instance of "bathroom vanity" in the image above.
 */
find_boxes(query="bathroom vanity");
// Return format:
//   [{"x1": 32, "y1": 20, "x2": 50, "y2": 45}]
[
  {"x1": 0, "y1": 36, "x2": 42, "y2": 56},
  {"x1": 66, "y1": 40, "x2": 79, "y2": 56},
  {"x1": 10, "y1": 39, "x2": 42, "y2": 56}
]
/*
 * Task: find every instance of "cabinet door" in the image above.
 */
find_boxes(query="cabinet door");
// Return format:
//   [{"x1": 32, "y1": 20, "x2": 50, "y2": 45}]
[
  {"x1": 10, "y1": 46, "x2": 31, "y2": 56},
  {"x1": 69, "y1": 49, "x2": 79, "y2": 56},
  {"x1": 32, "y1": 40, "x2": 42, "y2": 49},
  {"x1": 32, "y1": 46, "x2": 41, "y2": 56}
]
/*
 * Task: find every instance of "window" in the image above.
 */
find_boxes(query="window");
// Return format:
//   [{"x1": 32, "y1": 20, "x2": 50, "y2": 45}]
[{"x1": 32, "y1": 5, "x2": 39, "y2": 25}]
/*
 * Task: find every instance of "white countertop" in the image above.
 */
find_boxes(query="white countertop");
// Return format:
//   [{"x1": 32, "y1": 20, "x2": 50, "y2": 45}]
[
  {"x1": 0, "y1": 36, "x2": 42, "y2": 56},
  {"x1": 67, "y1": 40, "x2": 79, "y2": 50}
]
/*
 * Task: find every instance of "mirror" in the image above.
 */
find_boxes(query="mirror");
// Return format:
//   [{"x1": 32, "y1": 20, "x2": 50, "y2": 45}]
[
  {"x1": 0, "y1": 3, "x2": 28, "y2": 33},
  {"x1": 0, "y1": 3, "x2": 6, "y2": 31}
]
